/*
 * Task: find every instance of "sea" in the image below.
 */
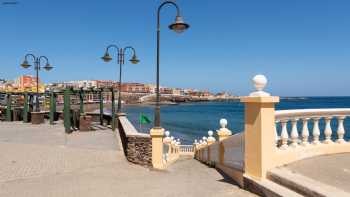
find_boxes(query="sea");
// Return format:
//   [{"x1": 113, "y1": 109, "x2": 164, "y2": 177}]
[{"x1": 116, "y1": 97, "x2": 350, "y2": 144}]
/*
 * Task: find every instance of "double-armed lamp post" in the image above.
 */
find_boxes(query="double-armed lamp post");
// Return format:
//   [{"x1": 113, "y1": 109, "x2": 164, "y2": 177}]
[
  {"x1": 20, "y1": 54, "x2": 54, "y2": 112},
  {"x1": 101, "y1": 45, "x2": 139, "y2": 114},
  {"x1": 154, "y1": 1, "x2": 190, "y2": 128}
]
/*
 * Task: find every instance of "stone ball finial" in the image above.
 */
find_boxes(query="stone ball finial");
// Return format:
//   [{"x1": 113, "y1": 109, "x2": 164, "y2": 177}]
[
  {"x1": 208, "y1": 130, "x2": 213, "y2": 137},
  {"x1": 253, "y1": 74, "x2": 267, "y2": 91},
  {"x1": 250, "y1": 74, "x2": 270, "y2": 97},
  {"x1": 165, "y1": 131, "x2": 170, "y2": 137},
  {"x1": 194, "y1": 139, "x2": 198, "y2": 144},
  {"x1": 170, "y1": 136, "x2": 174, "y2": 140},
  {"x1": 220, "y1": 118, "x2": 227, "y2": 128},
  {"x1": 202, "y1": 136, "x2": 207, "y2": 141}
]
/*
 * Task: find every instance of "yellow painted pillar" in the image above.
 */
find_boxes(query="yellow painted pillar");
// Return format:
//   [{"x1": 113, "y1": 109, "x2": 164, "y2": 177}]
[
  {"x1": 217, "y1": 119, "x2": 232, "y2": 165},
  {"x1": 240, "y1": 74, "x2": 279, "y2": 180},
  {"x1": 219, "y1": 142, "x2": 225, "y2": 165},
  {"x1": 150, "y1": 127, "x2": 165, "y2": 169},
  {"x1": 207, "y1": 130, "x2": 216, "y2": 164},
  {"x1": 217, "y1": 119, "x2": 232, "y2": 141}
]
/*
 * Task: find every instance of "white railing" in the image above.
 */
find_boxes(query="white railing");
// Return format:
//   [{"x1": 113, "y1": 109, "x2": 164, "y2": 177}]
[
  {"x1": 179, "y1": 145, "x2": 194, "y2": 155},
  {"x1": 275, "y1": 108, "x2": 350, "y2": 149},
  {"x1": 163, "y1": 142, "x2": 180, "y2": 163}
]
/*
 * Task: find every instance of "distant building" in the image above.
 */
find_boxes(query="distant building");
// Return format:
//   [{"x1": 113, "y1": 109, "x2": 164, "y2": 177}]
[
  {"x1": 215, "y1": 92, "x2": 233, "y2": 99},
  {"x1": 94, "y1": 80, "x2": 113, "y2": 88},
  {"x1": 160, "y1": 87, "x2": 172, "y2": 94},
  {"x1": 120, "y1": 83, "x2": 150, "y2": 93},
  {"x1": 15, "y1": 75, "x2": 37, "y2": 89},
  {"x1": 0, "y1": 79, "x2": 6, "y2": 91},
  {"x1": 145, "y1": 84, "x2": 156, "y2": 94},
  {"x1": 171, "y1": 88, "x2": 184, "y2": 96}
]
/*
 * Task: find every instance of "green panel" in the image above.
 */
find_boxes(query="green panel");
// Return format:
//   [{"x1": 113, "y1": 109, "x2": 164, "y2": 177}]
[
  {"x1": 79, "y1": 89, "x2": 84, "y2": 114},
  {"x1": 6, "y1": 94, "x2": 11, "y2": 121},
  {"x1": 49, "y1": 91, "x2": 55, "y2": 125},
  {"x1": 23, "y1": 93, "x2": 29, "y2": 123},
  {"x1": 99, "y1": 91, "x2": 103, "y2": 125},
  {"x1": 111, "y1": 89, "x2": 116, "y2": 131},
  {"x1": 63, "y1": 89, "x2": 71, "y2": 133}
]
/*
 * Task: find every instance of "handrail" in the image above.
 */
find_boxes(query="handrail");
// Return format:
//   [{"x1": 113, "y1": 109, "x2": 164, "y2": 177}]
[
  {"x1": 275, "y1": 108, "x2": 350, "y2": 121},
  {"x1": 275, "y1": 108, "x2": 350, "y2": 148},
  {"x1": 179, "y1": 145, "x2": 194, "y2": 153}
]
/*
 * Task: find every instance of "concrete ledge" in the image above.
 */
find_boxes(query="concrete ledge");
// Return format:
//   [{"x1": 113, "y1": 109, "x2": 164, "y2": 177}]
[
  {"x1": 273, "y1": 143, "x2": 350, "y2": 169},
  {"x1": 267, "y1": 168, "x2": 349, "y2": 197},
  {"x1": 243, "y1": 174, "x2": 303, "y2": 197},
  {"x1": 240, "y1": 96, "x2": 280, "y2": 103}
]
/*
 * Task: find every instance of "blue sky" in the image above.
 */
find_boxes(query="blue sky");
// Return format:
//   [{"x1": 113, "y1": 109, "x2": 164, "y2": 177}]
[{"x1": 1, "y1": 0, "x2": 350, "y2": 96}]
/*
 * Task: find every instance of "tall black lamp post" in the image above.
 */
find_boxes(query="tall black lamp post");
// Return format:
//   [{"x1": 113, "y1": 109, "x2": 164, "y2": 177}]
[
  {"x1": 21, "y1": 54, "x2": 53, "y2": 112},
  {"x1": 101, "y1": 45, "x2": 139, "y2": 113},
  {"x1": 154, "y1": 1, "x2": 190, "y2": 128}
]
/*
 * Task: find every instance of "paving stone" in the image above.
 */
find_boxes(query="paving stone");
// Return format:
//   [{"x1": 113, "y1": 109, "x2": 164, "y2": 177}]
[{"x1": 0, "y1": 122, "x2": 255, "y2": 197}]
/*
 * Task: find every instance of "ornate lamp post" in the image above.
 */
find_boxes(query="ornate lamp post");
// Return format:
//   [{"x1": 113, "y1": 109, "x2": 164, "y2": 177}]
[
  {"x1": 150, "y1": 1, "x2": 190, "y2": 170},
  {"x1": 101, "y1": 45, "x2": 139, "y2": 113},
  {"x1": 20, "y1": 54, "x2": 53, "y2": 112},
  {"x1": 154, "y1": 1, "x2": 190, "y2": 128}
]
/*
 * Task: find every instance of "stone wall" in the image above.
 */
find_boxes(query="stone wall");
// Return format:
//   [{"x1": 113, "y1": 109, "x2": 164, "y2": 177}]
[
  {"x1": 118, "y1": 116, "x2": 152, "y2": 167},
  {"x1": 125, "y1": 135, "x2": 152, "y2": 167}
]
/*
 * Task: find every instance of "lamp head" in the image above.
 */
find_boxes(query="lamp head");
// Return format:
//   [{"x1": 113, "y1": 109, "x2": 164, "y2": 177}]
[
  {"x1": 43, "y1": 63, "x2": 53, "y2": 71},
  {"x1": 129, "y1": 54, "x2": 140, "y2": 64},
  {"x1": 21, "y1": 60, "x2": 31, "y2": 69},
  {"x1": 101, "y1": 52, "x2": 112, "y2": 62},
  {"x1": 169, "y1": 16, "x2": 190, "y2": 33}
]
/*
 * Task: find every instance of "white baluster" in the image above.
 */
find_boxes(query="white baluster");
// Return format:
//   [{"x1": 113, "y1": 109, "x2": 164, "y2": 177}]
[
  {"x1": 275, "y1": 121, "x2": 279, "y2": 147},
  {"x1": 324, "y1": 117, "x2": 333, "y2": 144},
  {"x1": 280, "y1": 120, "x2": 289, "y2": 149},
  {"x1": 301, "y1": 118, "x2": 310, "y2": 146},
  {"x1": 290, "y1": 118, "x2": 299, "y2": 147},
  {"x1": 312, "y1": 117, "x2": 320, "y2": 145},
  {"x1": 337, "y1": 116, "x2": 346, "y2": 143}
]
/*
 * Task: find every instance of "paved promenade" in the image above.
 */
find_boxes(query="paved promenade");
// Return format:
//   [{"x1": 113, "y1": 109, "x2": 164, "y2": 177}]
[{"x1": 0, "y1": 122, "x2": 255, "y2": 197}]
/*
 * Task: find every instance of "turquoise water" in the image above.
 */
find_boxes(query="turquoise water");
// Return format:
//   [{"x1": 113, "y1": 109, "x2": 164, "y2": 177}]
[{"x1": 123, "y1": 97, "x2": 350, "y2": 144}]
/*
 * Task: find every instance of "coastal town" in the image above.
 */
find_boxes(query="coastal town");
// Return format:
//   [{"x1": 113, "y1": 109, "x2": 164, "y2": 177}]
[
  {"x1": 0, "y1": 75, "x2": 237, "y2": 105},
  {"x1": 2, "y1": 1, "x2": 350, "y2": 197}
]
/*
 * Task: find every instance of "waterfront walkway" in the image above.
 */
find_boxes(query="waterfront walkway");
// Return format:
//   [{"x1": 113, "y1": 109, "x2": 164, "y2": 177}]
[{"x1": 0, "y1": 122, "x2": 255, "y2": 197}]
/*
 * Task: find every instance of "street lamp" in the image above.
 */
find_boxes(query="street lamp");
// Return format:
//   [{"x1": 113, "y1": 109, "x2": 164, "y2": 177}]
[
  {"x1": 20, "y1": 54, "x2": 53, "y2": 112},
  {"x1": 154, "y1": 1, "x2": 190, "y2": 128},
  {"x1": 101, "y1": 45, "x2": 139, "y2": 113}
]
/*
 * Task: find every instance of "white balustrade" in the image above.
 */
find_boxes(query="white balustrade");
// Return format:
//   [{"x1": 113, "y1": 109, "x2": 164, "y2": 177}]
[
  {"x1": 312, "y1": 117, "x2": 320, "y2": 145},
  {"x1": 337, "y1": 116, "x2": 346, "y2": 143},
  {"x1": 274, "y1": 121, "x2": 279, "y2": 147},
  {"x1": 324, "y1": 117, "x2": 333, "y2": 144},
  {"x1": 290, "y1": 118, "x2": 299, "y2": 147},
  {"x1": 301, "y1": 118, "x2": 310, "y2": 146},
  {"x1": 280, "y1": 120, "x2": 289, "y2": 149},
  {"x1": 275, "y1": 108, "x2": 350, "y2": 149},
  {"x1": 179, "y1": 145, "x2": 194, "y2": 156}
]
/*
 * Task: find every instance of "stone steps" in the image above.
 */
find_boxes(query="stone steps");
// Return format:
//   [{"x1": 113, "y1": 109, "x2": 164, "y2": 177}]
[
  {"x1": 244, "y1": 174, "x2": 303, "y2": 197},
  {"x1": 267, "y1": 168, "x2": 350, "y2": 197}
]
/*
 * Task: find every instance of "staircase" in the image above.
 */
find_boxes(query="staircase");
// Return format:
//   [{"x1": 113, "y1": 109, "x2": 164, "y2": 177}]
[{"x1": 245, "y1": 167, "x2": 350, "y2": 197}]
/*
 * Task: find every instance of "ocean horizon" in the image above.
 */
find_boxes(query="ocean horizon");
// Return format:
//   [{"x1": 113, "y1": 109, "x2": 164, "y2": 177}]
[{"x1": 108, "y1": 96, "x2": 350, "y2": 144}]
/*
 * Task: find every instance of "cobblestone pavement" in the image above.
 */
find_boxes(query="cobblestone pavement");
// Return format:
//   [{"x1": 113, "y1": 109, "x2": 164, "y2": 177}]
[{"x1": 0, "y1": 122, "x2": 255, "y2": 197}]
